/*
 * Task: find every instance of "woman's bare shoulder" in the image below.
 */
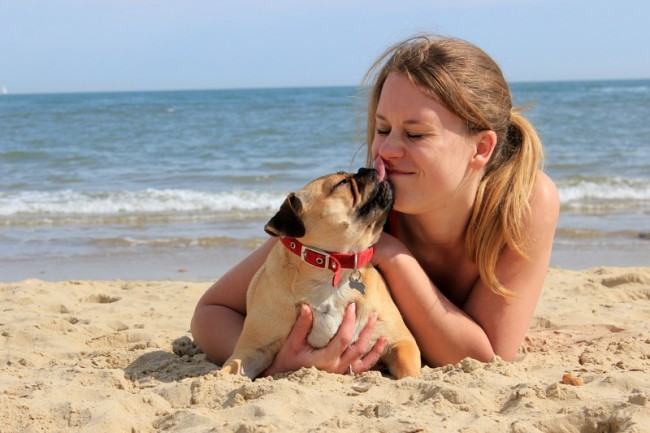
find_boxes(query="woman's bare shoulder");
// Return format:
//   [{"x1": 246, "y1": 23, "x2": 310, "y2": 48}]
[{"x1": 531, "y1": 170, "x2": 560, "y2": 216}]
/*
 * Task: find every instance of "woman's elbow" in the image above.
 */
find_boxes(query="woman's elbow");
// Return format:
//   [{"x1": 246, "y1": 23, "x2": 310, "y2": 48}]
[
  {"x1": 491, "y1": 341, "x2": 520, "y2": 362},
  {"x1": 189, "y1": 304, "x2": 209, "y2": 348}
]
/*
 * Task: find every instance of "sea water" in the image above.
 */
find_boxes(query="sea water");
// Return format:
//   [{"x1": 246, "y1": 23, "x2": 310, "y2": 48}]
[{"x1": 1, "y1": 80, "x2": 648, "y2": 281}]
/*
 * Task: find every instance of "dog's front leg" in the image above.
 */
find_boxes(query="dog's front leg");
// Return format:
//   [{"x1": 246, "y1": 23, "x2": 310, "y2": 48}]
[
  {"x1": 220, "y1": 306, "x2": 293, "y2": 379},
  {"x1": 220, "y1": 336, "x2": 285, "y2": 379}
]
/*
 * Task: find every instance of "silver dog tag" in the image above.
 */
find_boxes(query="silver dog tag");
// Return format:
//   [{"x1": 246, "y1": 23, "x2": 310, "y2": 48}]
[{"x1": 349, "y1": 271, "x2": 366, "y2": 295}]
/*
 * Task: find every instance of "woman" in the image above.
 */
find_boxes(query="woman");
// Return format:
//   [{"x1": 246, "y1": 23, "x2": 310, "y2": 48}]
[{"x1": 190, "y1": 35, "x2": 559, "y2": 375}]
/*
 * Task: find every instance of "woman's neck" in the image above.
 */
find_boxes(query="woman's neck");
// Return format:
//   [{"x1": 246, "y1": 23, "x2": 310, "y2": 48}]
[
  {"x1": 397, "y1": 167, "x2": 483, "y2": 256},
  {"x1": 399, "y1": 207, "x2": 470, "y2": 253}
]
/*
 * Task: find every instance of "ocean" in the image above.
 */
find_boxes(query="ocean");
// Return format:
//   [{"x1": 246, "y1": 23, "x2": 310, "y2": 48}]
[{"x1": 1, "y1": 80, "x2": 648, "y2": 281}]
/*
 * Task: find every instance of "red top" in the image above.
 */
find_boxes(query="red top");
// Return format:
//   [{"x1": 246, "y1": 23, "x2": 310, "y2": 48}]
[{"x1": 385, "y1": 210, "x2": 399, "y2": 238}]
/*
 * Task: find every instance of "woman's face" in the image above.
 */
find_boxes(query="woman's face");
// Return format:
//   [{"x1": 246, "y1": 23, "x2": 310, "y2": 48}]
[{"x1": 371, "y1": 72, "x2": 478, "y2": 215}]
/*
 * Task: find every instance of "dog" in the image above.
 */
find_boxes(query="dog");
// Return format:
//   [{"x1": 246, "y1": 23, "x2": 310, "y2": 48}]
[{"x1": 220, "y1": 167, "x2": 421, "y2": 379}]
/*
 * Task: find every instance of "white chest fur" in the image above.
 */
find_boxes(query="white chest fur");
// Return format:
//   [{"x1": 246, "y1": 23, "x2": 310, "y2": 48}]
[{"x1": 306, "y1": 279, "x2": 364, "y2": 349}]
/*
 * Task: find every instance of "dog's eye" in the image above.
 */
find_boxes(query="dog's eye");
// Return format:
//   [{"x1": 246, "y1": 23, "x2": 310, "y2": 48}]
[
  {"x1": 331, "y1": 178, "x2": 352, "y2": 194},
  {"x1": 333, "y1": 178, "x2": 350, "y2": 190}
]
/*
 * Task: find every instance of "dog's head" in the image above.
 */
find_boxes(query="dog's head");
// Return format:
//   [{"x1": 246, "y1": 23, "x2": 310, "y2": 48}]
[{"x1": 264, "y1": 168, "x2": 393, "y2": 252}]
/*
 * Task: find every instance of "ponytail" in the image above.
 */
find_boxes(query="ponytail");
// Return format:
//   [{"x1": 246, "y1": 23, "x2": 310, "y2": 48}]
[{"x1": 466, "y1": 109, "x2": 544, "y2": 296}]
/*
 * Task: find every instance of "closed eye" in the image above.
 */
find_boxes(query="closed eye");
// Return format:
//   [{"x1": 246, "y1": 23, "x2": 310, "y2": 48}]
[
  {"x1": 331, "y1": 177, "x2": 359, "y2": 204},
  {"x1": 377, "y1": 129, "x2": 424, "y2": 140},
  {"x1": 333, "y1": 178, "x2": 350, "y2": 190}
]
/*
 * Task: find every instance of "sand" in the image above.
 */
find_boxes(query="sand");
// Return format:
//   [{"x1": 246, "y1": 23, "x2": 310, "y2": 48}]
[{"x1": 1, "y1": 267, "x2": 649, "y2": 433}]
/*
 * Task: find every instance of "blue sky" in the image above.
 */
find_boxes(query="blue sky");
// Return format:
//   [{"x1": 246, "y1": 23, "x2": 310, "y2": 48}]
[{"x1": 2, "y1": 0, "x2": 649, "y2": 94}]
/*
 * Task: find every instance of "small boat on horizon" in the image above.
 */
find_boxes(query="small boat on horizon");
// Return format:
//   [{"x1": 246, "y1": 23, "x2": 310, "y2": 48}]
[{"x1": 1, "y1": 86, "x2": 7, "y2": 95}]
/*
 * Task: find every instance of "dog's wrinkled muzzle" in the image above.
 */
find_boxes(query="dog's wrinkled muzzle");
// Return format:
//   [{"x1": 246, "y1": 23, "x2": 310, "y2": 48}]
[{"x1": 354, "y1": 167, "x2": 393, "y2": 219}]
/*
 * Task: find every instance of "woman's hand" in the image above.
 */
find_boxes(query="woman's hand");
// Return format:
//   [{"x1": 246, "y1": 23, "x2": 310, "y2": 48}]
[{"x1": 262, "y1": 303, "x2": 388, "y2": 377}]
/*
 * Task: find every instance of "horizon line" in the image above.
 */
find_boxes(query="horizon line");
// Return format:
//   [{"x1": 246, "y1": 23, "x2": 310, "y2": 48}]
[{"x1": 2, "y1": 77, "x2": 649, "y2": 97}]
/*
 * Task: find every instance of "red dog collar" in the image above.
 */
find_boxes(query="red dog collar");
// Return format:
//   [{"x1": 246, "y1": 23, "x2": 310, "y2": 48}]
[{"x1": 280, "y1": 237, "x2": 375, "y2": 286}]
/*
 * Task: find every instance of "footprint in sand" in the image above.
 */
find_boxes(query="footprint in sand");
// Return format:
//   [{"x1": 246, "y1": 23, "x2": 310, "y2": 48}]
[
  {"x1": 601, "y1": 272, "x2": 650, "y2": 288},
  {"x1": 82, "y1": 294, "x2": 121, "y2": 304}
]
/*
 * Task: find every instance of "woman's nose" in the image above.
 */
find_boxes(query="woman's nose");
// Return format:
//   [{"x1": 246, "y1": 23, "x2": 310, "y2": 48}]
[{"x1": 375, "y1": 132, "x2": 404, "y2": 160}]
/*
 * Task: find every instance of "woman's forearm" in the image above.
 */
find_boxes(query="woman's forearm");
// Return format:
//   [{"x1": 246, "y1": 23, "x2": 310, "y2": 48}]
[
  {"x1": 378, "y1": 250, "x2": 495, "y2": 366},
  {"x1": 190, "y1": 304, "x2": 244, "y2": 365}
]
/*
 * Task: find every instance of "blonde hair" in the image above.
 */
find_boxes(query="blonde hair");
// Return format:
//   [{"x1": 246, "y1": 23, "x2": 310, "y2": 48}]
[{"x1": 363, "y1": 35, "x2": 543, "y2": 296}]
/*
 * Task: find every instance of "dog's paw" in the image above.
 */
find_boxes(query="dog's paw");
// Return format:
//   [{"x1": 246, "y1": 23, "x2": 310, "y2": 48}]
[{"x1": 219, "y1": 359, "x2": 242, "y2": 376}]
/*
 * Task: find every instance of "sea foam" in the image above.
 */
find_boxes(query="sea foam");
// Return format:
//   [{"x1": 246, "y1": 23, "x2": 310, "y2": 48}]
[
  {"x1": 558, "y1": 176, "x2": 650, "y2": 206},
  {"x1": 0, "y1": 188, "x2": 288, "y2": 218}
]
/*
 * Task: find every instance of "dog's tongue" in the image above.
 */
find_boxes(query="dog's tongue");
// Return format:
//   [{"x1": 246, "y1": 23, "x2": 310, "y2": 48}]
[{"x1": 374, "y1": 156, "x2": 386, "y2": 182}]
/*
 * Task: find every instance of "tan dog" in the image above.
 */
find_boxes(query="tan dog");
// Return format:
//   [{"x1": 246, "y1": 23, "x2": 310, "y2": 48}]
[{"x1": 220, "y1": 168, "x2": 421, "y2": 379}]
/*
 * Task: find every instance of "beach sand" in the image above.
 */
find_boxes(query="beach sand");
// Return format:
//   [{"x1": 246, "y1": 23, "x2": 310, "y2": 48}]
[{"x1": 1, "y1": 267, "x2": 649, "y2": 432}]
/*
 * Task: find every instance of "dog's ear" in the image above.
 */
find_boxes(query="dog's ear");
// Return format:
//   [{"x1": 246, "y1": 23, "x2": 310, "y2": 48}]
[{"x1": 264, "y1": 193, "x2": 306, "y2": 238}]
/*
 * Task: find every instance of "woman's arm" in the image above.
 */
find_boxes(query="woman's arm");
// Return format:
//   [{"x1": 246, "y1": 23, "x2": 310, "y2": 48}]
[
  {"x1": 374, "y1": 236, "x2": 496, "y2": 366},
  {"x1": 375, "y1": 173, "x2": 560, "y2": 365}
]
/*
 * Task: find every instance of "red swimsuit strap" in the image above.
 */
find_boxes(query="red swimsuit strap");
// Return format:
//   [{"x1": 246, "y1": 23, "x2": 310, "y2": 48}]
[{"x1": 388, "y1": 210, "x2": 399, "y2": 238}]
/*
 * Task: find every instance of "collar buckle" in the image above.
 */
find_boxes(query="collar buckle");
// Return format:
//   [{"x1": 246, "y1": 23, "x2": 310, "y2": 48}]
[
  {"x1": 280, "y1": 236, "x2": 373, "y2": 287},
  {"x1": 301, "y1": 244, "x2": 331, "y2": 270}
]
